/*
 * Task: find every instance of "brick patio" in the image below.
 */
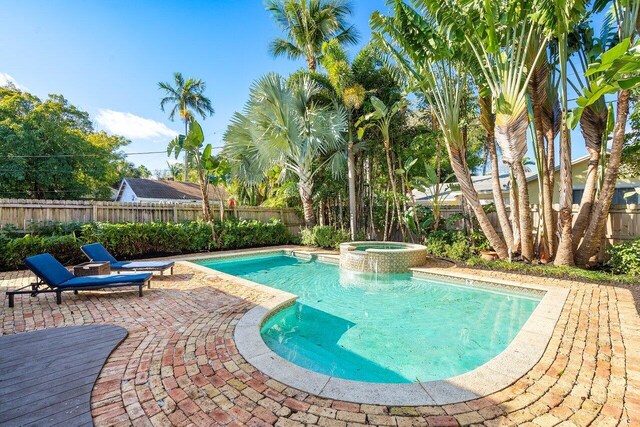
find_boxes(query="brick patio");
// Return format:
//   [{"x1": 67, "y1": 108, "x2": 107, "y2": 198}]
[{"x1": 1, "y1": 251, "x2": 639, "y2": 427}]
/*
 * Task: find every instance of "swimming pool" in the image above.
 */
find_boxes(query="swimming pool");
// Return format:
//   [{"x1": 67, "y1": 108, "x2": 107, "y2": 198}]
[{"x1": 197, "y1": 253, "x2": 541, "y2": 384}]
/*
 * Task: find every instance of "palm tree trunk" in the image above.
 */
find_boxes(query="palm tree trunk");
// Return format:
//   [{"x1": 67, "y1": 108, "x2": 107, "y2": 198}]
[
  {"x1": 531, "y1": 97, "x2": 555, "y2": 258},
  {"x1": 299, "y1": 179, "x2": 316, "y2": 228},
  {"x1": 383, "y1": 181, "x2": 391, "y2": 241},
  {"x1": 543, "y1": 103, "x2": 558, "y2": 251},
  {"x1": 184, "y1": 120, "x2": 189, "y2": 182},
  {"x1": 509, "y1": 172, "x2": 521, "y2": 253},
  {"x1": 487, "y1": 122, "x2": 514, "y2": 251},
  {"x1": 572, "y1": 106, "x2": 607, "y2": 250},
  {"x1": 447, "y1": 145, "x2": 509, "y2": 259},
  {"x1": 512, "y1": 162, "x2": 534, "y2": 262},
  {"x1": 346, "y1": 117, "x2": 357, "y2": 240},
  {"x1": 307, "y1": 56, "x2": 317, "y2": 72},
  {"x1": 386, "y1": 142, "x2": 404, "y2": 240},
  {"x1": 575, "y1": 89, "x2": 631, "y2": 266},
  {"x1": 479, "y1": 96, "x2": 514, "y2": 253},
  {"x1": 366, "y1": 156, "x2": 376, "y2": 239},
  {"x1": 347, "y1": 140, "x2": 357, "y2": 239},
  {"x1": 554, "y1": 124, "x2": 575, "y2": 266},
  {"x1": 338, "y1": 193, "x2": 344, "y2": 230},
  {"x1": 554, "y1": 37, "x2": 575, "y2": 266}
]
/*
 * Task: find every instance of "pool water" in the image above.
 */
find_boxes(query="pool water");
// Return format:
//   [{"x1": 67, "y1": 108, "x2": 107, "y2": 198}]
[
  {"x1": 353, "y1": 244, "x2": 408, "y2": 251},
  {"x1": 198, "y1": 253, "x2": 541, "y2": 383}
]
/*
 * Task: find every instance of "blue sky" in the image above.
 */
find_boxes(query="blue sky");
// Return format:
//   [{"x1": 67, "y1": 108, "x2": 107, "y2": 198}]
[
  {"x1": 1, "y1": 1, "x2": 603, "y2": 175},
  {"x1": 0, "y1": 0, "x2": 388, "y2": 173}
]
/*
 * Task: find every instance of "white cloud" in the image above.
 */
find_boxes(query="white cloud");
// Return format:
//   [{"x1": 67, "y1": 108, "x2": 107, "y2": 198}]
[
  {"x1": 95, "y1": 109, "x2": 178, "y2": 139},
  {"x1": 0, "y1": 72, "x2": 26, "y2": 90}
]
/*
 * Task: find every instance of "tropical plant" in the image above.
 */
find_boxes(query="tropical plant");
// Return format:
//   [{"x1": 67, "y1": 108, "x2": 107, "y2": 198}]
[
  {"x1": 265, "y1": 0, "x2": 359, "y2": 71},
  {"x1": 371, "y1": 1, "x2": 509, "y2": 259},
  {"x1": 460, "y1": 2, "x2": 548, "y2": 262},
  {"x1": 158, "y1": 72, "x2": 215, "y2": 181},
  {"x1": 571, "y1": 0, "x2": 640, "y2": 265},
  {"x1": 357, "y1": 96, "x2": 408, "y2": 239},
  {"x1": 568, "y1": 22, "x2": 615, "y2": 249},
  {"x1": 222, "y1": 73, "x2": 347, "y2": 227},
  {"x1": 527, "y1": 0, "x2": 588, "y2": 265},
  {"x1": 320, "y1": 39, "x2": 369, "y2": 239},
  {"x1": 167, "y1": 120, "x2": 216, "y2": 221},
  {"x1": 478, "y1": 95, "x2": 515, "y2": 252}
]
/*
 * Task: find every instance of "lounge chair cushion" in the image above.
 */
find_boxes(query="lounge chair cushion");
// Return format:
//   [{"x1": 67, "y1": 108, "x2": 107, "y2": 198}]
[
  {"x1": 81, "y1": 243, "x2": 118, "y2": 263},
  {"x1": 24, "y1": 254, "x2": 74, "y2": 287},
  {"x1": 111, "y1": 261, "x2": 174, "y2": 270},
  {"x1": 60, "y1": 273, "x2": 151, "y2": 288}
]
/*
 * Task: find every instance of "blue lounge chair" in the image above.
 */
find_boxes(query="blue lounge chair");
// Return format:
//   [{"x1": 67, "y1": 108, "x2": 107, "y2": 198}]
[
  {"x1": 81, "y1": 243, "x2": 175, "y2": 275},
  {"x1": 6, "y1": 253, "x2": 152, "y2": 307}
]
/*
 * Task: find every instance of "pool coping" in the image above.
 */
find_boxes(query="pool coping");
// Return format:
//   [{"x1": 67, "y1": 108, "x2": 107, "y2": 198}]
[{"x1": 180, "y1": 248, "x2": 569, "y2": 406}]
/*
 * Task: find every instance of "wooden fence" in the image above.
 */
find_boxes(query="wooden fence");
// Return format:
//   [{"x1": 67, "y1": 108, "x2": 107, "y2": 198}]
[
  {"x1": 439, "y1": 204, "x2": 640, "y2": 259},
  {"x1": 0, "y1": 199, "x2": 305, "y2": 235}
]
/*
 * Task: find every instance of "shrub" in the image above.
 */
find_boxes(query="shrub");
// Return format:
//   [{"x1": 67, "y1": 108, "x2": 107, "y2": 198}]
[
  {"x1": 312, "y1": 226, "x2": 351, "y2": 249},
  {"x1": 1, "y1": 234, "x2": 84, "y2": 270},
  {"x1": 28, "y1": 221, "x2": 85, "y2": 236},
  {"x1": 300, "y1": 225, "x2": 351, "y2": 249},
  {"x1": 0, "y1": 219, "x2": 295, "y2": 271},
  {"x1": 300, "y1": 228, "x2": 314, "y2": 246},
  {"x1": 607, "y1": 239, "x2": 640, "y2": 275},
  {"x1": 424, "y1": 229, "x2": 475, "y2": 261}
]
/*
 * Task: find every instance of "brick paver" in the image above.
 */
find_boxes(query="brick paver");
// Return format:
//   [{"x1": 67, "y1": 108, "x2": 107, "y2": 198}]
[{"x1": 1, "y1": 252, "x2": 639, "y2": 426}]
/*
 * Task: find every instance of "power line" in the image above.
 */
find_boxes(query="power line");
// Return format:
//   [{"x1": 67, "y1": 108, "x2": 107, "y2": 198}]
[{"x1": 4, "y1": 147, "x2": 225, "y2": 159}]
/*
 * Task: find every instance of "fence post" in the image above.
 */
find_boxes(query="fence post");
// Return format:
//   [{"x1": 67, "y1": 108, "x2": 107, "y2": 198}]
[
  {"x1": 173, "y1": 204, "x2": 178, "y2": 223},
  {"x1": 92, "y1": 202, "x2": 97, "y2": 222}
]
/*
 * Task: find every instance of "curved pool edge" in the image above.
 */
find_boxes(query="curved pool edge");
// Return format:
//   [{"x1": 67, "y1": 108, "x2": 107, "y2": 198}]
[{"x1": 181, "y1": 249, "x2": 569, "y2": 406}]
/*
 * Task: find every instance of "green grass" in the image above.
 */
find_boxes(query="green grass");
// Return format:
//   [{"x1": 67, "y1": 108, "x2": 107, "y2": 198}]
[{"x1": 465, "y1": 257, "x2": 639, "y2": 286}]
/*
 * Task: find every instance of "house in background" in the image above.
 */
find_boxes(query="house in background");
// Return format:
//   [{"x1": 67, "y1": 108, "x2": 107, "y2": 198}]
[
  {"x1": 526, "y1": 153, "x2": 640, "y2": 205},
  {"x1": 412, "y1": 173, "x2": 522, "y2": 206},
  {"x1": 115, "y1": 178, "x2": 228, "y2": 204},
  {"x1": 414, "y1": 154, "x2": 640, "y2": 207}
]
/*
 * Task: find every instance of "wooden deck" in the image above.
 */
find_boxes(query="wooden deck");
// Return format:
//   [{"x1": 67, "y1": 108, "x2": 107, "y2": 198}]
[{"x1": 0, "y1": 325, "x2": 127, "y2": 426}]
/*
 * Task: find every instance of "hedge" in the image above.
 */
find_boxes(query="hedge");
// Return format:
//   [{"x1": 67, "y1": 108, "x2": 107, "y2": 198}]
[{"x1": 0, "y1": 219, "x2": 295, "y2": 271}]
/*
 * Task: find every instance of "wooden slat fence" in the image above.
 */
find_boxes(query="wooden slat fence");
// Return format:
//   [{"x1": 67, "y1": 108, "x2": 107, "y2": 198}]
[
  {"x1": 440, "y1": 204, "x2": 640, "y2": 260},
  {"x1": 0, "y1": 199, "x2": 305, "y2": 235}
]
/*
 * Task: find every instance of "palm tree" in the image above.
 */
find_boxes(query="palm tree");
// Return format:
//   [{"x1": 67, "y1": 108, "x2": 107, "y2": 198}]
[
  {"x1": 532, "y1": 0, "x2": 588, "y2": 265},
  {"x1": 265, "y1": 0, "x2": 359, "y2": 71},
  {"x1": 527, "y1": 32, "x2": 556, "y2": 259},
  {"x1": 568, "y1": 22, "x2": 614, "y2": 249},
  {"x1": 158, "y1": 72, "x2": 215, "y2": 182},
  {"x1": 357, "y1": 96, "x2": 408, "y2": 240},
  {"x1": 222, "y1": 73, "x2": 347, "y2": 228},
  {"x1": 371, "y1": 2, "x2": 509, "y2": 259},
  {"x1": 463, "y1": 3, "x2": 547, "y2": 262},
  {"x1": 574, "y1": 0, "x2": 640, "y2": 265},
  {"x1": 317, "y1": 39, "x2": 369, "y2": 239},
  {"x1": 479, "y1": 93, "x2": 515, "y2": 253},
  {"x1": 167, "y1": 162, "x2": 183, "y2": 180}
]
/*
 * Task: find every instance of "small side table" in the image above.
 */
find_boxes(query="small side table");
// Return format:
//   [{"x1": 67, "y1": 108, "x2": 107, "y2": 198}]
[{"x1": 73, "y1": 261, "x2": 111, "y2": 276}]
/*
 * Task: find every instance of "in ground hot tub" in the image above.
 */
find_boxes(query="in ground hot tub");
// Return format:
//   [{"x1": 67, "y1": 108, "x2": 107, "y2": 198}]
[{"x1": 339, "y1": 241, "x2": 427, "y2": 273}]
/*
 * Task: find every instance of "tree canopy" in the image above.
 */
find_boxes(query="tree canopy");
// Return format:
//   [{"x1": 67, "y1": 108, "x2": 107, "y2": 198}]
[{"x1": 0, "y1": 85, "x2": 140, "y2": 200}]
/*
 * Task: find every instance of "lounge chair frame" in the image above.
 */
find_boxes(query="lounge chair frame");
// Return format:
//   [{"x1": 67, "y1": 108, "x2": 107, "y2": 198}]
[
  {"x1": 6, "y1": 276, "x2": 151, "y2": 308},
  {"x1": 113, "y1": 264, "x2": 174, "y2": 275},
  {"x1": 80, "y1": 243, "x2": 175, "y2": 275}
]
